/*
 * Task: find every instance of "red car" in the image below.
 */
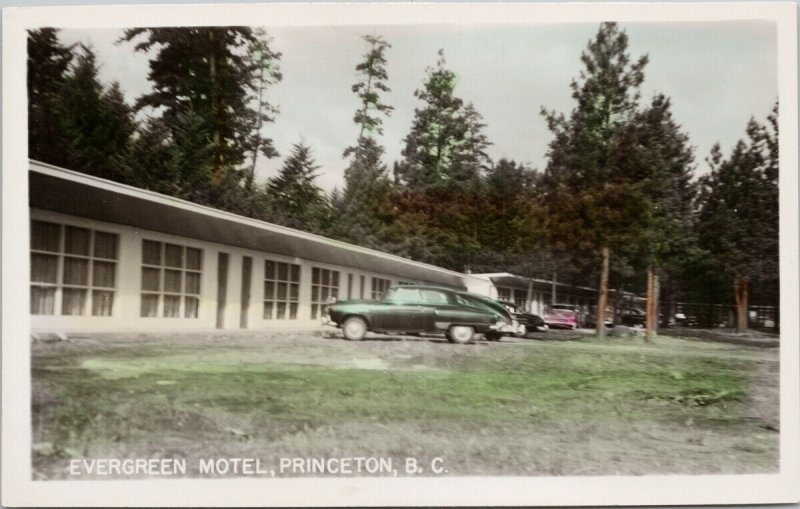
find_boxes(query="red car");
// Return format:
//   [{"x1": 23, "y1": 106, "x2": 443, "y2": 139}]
[{"x1": 543, "y1": 307, "x2": 579, "y2": 330}]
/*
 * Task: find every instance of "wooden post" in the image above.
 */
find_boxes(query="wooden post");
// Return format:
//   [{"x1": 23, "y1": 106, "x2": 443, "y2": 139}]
[
  {"x1": 734, "y1": 277, "x2": 749, "y2": 332},
  {"x1": 645, "y1": 268, "x2": 655, "y2": 342},
  {"x1": 551, "y1": 270, "x2": 557, "y2": 306},
  {"x1": 596, "y1": 247, "x2": 610, "y2": 339}
]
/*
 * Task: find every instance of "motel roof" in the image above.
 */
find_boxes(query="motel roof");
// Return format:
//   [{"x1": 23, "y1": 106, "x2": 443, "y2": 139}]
[{"x1": 29, "y1": 160, "x2": 484, "y2": 289}]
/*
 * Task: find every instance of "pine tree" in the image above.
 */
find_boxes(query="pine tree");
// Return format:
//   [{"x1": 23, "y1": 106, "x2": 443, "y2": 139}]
[
  {"x1": 540, "y1": 22, "x2": 648, "y2": 337},
  {"x1": 334, "y1": 35, "x2": 395, "y2": 248},
  {"x1": 395, "y1": 50, "x2": 490, "y2": 192},
  {"x1": 264, "y1": 143, "x2": 332, "y2": 233},
  {"x1": 29, "y1": 42, "x2": 135, "y2": 179},
  {"x1": 696, "y1": 102, "x2": 779, "y2": 331},
  {"x1": 120, "y1": 27, "x2": 282, "y2": 185},
  {"x1": 27, "y1": 28, "x2": 73, "y2": 166}
]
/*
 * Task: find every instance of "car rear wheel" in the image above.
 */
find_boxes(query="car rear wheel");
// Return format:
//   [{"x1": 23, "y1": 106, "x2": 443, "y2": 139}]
[
  {"x1": 448, "y1": 325, "x2": 474, "y2": 344},
  {"x1": 342, "y1": 316, "x2": 367, "y2": 341},
  {"x1": 484, "y1": 331, "x2": 502, "y2": 341}
]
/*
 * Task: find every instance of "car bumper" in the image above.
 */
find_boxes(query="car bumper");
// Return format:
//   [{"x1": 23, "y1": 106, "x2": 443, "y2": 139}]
[
  {"x1": 493, "y1": 320, "x2": 526, "y2": 335},
  {"x1": 320, "y1": 314, "x2": 338, "y2": 327}
]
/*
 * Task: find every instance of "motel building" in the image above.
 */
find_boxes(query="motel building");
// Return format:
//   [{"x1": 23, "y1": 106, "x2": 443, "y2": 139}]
[{"x1": 29, "y1": 160, "x2": 605, "y2": 335}]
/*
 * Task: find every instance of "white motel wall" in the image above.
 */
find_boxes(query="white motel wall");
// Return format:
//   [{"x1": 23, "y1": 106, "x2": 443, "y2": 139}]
[
  {"x1": 28, "y1": 161, "x2": 487, "y2": 334},
  {"x1": 28, "y1": 161, "x2": 612, "y2": 335}
]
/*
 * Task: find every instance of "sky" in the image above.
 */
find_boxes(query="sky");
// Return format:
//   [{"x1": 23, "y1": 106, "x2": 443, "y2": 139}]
[{"x1": 59, "y1": 21, "x2": 778, "y2": 191}]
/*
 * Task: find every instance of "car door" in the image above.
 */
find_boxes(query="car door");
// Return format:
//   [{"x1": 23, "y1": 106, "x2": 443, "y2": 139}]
[{"x1": 371, "y1": 287, "x2": 428, "y2": 332}]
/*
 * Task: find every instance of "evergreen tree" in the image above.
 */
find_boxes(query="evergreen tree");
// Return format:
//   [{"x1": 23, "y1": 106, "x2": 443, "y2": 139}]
[
  {"x1": 120, "y1": 27, "x2": 282, "y2": 185},
  {"x1": 264, "y1": 143, "x2": 332, "y2": 233},
  {"x1": 540, "y1": 22, "x2": 648, "y2": 336},
  {"x1": 334, "y1": 35, "x2": 395, "y2": 248},
  {"x1": 695, "y1": 103, "x2": 779, "y2": 331},
  {"x1": 395, "y1": 50, "x2": 490, "y2": 192},
  {"x1": 27, "y1": 28, "x2": 73, "y2": 166},
  {"x1": 28, "y1": 32, "x2": 137, "y2": 180}
]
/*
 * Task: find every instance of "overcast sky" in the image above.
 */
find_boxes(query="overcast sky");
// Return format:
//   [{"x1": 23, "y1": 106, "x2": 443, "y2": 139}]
[{"x1": 59, "y1": 21, "x2": 777, "y2": 191}]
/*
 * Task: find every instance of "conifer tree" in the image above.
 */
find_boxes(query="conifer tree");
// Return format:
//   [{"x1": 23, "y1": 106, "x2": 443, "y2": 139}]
[
  {"x1": 120, "y1": 27, "x2": 282, "y2": 185},
  {"x1": 27, "y1": 28, "x2": 74, "y2": 166},
  {"x1": 333, "y1": 35, "x2": 395, "y2": 248},
  {"x1": 696, "y1": 103, "x2": 779, "y2": 331},
  {"x1": 540, "y1": 22, "x2": 648, "y2": 337},
  {"x1": 264, "y1": 143, "x2": 332, "y2": 233}
]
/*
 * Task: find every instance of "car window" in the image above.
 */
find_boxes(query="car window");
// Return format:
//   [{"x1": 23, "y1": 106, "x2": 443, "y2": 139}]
[
  {"x1": 420, "y1": 289, "x2": 448, "y2": 304},
  {"x1": 392, "y1": 287, "x2": 424, "y2": 303},
  {"x1": 382, "y1": 288, "x2": 397, "y2": 301}
]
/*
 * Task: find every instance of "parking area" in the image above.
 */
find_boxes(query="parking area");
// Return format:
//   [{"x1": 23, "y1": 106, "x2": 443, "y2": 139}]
[{"x1": 32, "y1": 328, "x2": 779, "y2": 478}]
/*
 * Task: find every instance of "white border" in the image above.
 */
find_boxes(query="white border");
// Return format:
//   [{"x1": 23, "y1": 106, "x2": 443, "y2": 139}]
[{"x1": 3, "y1": 3, "x2": 799, "y2": 506}]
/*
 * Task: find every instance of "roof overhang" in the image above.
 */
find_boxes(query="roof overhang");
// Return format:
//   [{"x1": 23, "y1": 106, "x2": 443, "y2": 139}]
[
  {"x1": 473, "y1": 272, "x2": 599, "y2": 295},
  {"x1": 29, "y1": 161, "x2": 483, "y2": 289}
]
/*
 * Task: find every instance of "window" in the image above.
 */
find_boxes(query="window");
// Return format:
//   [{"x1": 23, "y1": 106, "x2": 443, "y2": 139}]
[
  {"x1": 391, "y1": 287, "x2": 424, "y2": 303},
  {"x1": 420, "y1": 289, "x2": 448, "y2": 304},
  {"x1": 264, "y1": 260, "x2": 300, "y2": 320},
  {"x1": 497, "y1": 287, "x2": 511, "y2": 302},
  {"x1": 371, "y1": 277, "x2": 391, "y2": 300},
  {"x1": 30, "y1": 221, "x2": 119, "y2": 317},
  {"x1": 514, "y1": 289, "x2": 528, "y2": 310},
  {"x1": 140, "y1": 240, "x2": 202, "y2": 318},
  {"x1": 311, "y1": 267, "x2": 339, "y2": 319}
]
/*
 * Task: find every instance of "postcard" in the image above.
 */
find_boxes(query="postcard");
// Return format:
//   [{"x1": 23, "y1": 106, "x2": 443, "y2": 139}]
[{"x1": 2, "y1": 2, "x2": 798, "y2": 506}]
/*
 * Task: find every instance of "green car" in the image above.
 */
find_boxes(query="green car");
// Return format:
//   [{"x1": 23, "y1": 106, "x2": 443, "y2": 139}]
[{"x1": 321, "y1": 285, "x2": 523, "y2": 343}]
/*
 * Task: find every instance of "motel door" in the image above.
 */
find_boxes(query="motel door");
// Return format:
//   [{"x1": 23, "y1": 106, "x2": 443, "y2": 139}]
[
  {"x1": 240, "y1": 256, "x2": 253, "y2": 329},
  {"x1": 216, "y1": 252, "x2": 229, "y2": 329}
]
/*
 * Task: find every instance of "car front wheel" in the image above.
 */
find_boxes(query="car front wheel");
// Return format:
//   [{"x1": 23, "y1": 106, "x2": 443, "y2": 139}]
[
  {"x1": 448, "y1": 325, "x2": 475, "y2": 344},
  {"x1": 342, "y1": 316, "x2": 368, "y2": 341}
]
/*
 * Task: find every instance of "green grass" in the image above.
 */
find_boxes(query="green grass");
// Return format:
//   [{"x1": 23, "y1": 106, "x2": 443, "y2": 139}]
[{"x1": 31, "y1": 334, "x2": 778, "y2": 477}]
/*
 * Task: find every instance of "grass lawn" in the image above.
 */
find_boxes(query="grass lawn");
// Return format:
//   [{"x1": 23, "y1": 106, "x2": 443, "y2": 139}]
[{"x1": 31, "y1": 331, "x2": 779, "y2": 478}]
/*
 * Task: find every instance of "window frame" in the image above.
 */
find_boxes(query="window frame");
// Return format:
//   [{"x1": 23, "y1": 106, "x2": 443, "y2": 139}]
[
  {"x1": 263, "y1": 259, "x2": 301, "y2": 320},
  {"x1": 140, "y1": 240, "x2": 203, "y2": 318},
  {"x1": 30, "y1": 220, "x2": 119, "y2": 317},
  {"x1": 371, "y1": 277, "x2": 391, "y2": 300},
  {"x1": 311, "y1": 267, "x2": 339, "y2": 319}
]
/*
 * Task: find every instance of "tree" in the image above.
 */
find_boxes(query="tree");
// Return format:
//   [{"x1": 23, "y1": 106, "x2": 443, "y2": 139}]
[
  {"x1": 33, "y1": 43, "x2": 136, "y2": 180},
  {"x1": 332, "y1": 35, "x2": 395, "y2": 249},
  {"x1": 389, "y1": 50, "x2": 492, "y2": 270},
  {"x1": 345, "y1": 35, "x2": 394, "y2": 152},
  {"x1": 244, "y1": 36, "x2": 283, "y2": 190},
  {"x1": 27, "y1": 28, "x2": 74, "y2": 166},
  {"x1": 120, "y1": 27, "x2": 282, "y2": 185},
  {"x1": 696, "y1": 102, "x2": 779, "y2": 331},
  {"x1": 540, "y1": 22, "x2": 648, "y2": 338},
  {"x1": 613, "y1": 93, "x2": 697, "y2": 339},
  {"x1": 264, "y1": 143, "x2": 332, "y2": 233},
  {"x1": 394, "y1": 50, "x2": 490, "y2": 192}
]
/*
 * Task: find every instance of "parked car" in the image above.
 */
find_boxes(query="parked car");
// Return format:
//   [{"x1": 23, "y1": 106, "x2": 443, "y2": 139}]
[
  {"x1": 619, "y1": 308, "x2": 645, "y2": 327},
  {"x1": 543, "y1": 306, "x2": 579, "y2": 330},
  {"x1": 321, "y1": 285, "x2": 524, "y2": 343},
  {"x1": 498, "y1": 300, "x2": 548, "y2": 335},
  {"x1": 583, "y1": 307, "x2": 615, "y2": 328}
]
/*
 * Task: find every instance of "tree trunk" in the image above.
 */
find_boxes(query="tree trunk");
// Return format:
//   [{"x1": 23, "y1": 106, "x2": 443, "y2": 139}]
[
  {"x1": 734, "y1": 277, "x2": 749, "y2": 332},
  {"x1": 209, "y1": 29, "x2": 224, "y2": 183},
  {"x1": 645, "y1": 268, "x2": 658, "y2": 342},
  {"x1": 596, "y1": 247, "x2": 610, "y2": 339},
  {"x1": 551, "y1": 270, "x2": 557, "y2": 306}
]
